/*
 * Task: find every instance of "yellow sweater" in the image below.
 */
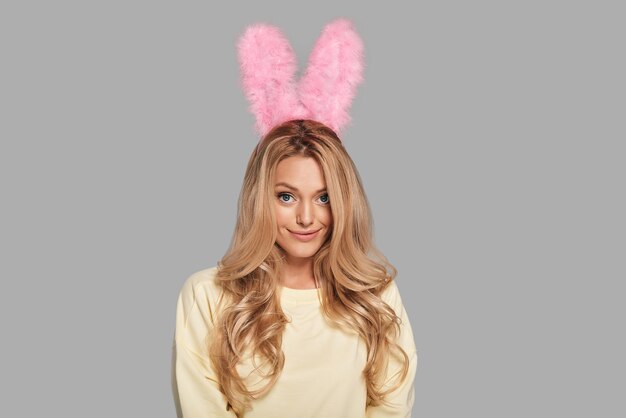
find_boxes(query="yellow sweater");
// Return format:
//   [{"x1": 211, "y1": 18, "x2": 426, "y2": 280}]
[{"x1": 173, "y1": 267, "x2": 418, "y2": 417}]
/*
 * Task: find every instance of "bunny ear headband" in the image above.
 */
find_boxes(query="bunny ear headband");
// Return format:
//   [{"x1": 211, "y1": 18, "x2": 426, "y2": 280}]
[{"x1": 237, "y1": 18, "x2": 364, "y2": 137}]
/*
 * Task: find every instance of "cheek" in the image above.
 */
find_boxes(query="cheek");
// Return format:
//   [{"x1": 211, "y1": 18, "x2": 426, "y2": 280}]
[
  {"x1": 274, "y1": 205, "x2": 291, "y2": 226},
  {"x1": 321, "y1": 207, "x2": 333, "y2": 227}
]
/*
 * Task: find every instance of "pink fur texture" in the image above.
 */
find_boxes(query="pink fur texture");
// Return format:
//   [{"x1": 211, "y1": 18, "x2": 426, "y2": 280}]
[{"x1": 237, "y1": 19, "x2": 364, "y2": 137}]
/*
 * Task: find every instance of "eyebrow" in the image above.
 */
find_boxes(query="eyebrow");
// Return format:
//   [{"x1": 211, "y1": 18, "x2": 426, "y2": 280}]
[{"x1": 274, "y1": 182, "x2": 327, "y2": 194}]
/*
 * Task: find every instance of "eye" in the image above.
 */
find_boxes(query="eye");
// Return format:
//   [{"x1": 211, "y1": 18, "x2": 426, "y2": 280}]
[
  {"x1": 277, "y1": 192, "x2": 294, "y2": 203},
  {"x1": 317, "y1": 193, "x2": 330, "y2": 204}
]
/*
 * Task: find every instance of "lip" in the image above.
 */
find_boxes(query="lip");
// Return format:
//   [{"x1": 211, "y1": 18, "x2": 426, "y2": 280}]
[{"x1": 288, "y1": 229, "x2": 321, "y2": 242}]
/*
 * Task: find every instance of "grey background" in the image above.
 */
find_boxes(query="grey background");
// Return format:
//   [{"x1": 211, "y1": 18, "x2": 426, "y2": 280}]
[{"x1": 1, "y1": 1, "x2": 624, "y2": 417}]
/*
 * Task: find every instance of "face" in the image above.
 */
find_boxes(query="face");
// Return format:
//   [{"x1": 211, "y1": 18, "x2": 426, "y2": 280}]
[{"x1": 273, "y1": 156, "x2": 333, "y2": 263}]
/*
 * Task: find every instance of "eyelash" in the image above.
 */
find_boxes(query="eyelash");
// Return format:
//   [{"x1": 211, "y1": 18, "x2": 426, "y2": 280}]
[{"x1": 276, "y1": 192, "x2": 330, "y2": 205}]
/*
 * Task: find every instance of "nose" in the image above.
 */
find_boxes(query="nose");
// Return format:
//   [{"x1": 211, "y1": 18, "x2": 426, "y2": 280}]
[{"x1": 296, "y1": 201, "x2": 313, "y2": 227}]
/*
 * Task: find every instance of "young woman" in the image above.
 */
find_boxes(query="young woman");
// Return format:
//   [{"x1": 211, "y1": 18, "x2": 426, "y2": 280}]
[{"x1": 174, "y1": 20, "x2": 417, "y2": 418}]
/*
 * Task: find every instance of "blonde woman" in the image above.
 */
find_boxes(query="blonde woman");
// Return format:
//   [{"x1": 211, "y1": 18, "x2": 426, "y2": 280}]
[{"x1": 174, "y1": 20, "x2": 417, "y2": 418}]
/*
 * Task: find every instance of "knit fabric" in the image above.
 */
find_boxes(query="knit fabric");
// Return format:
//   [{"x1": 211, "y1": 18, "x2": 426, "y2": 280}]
[{"x1": 173, "y1": 267, "x2": 417, "y2": 417}]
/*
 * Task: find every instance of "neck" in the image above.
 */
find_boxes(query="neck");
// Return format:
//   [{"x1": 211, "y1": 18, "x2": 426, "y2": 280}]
[{"x1": 280, "y1": 256, "x2": 316, "y2": 289}]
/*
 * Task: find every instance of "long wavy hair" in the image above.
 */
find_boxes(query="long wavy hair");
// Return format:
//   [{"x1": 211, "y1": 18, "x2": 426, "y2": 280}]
[{"x1": 210, "y1": 119, "x2": 409, "y2": 415}]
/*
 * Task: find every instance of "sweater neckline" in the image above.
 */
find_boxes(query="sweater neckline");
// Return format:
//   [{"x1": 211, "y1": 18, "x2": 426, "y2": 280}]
[{"x1": 279, "y1": 285, "x2": 321, "y2": 303}]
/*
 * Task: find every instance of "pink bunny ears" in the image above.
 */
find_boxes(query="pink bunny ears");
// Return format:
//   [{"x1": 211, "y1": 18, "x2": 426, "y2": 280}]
[{"x1": 237, "y1": 19, "x2": 365, "y2": 137}]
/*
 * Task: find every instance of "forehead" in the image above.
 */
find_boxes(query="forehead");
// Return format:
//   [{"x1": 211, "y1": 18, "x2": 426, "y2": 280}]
[{"x1": 274, "y1": 156, "x2": 326, "y2": 190}]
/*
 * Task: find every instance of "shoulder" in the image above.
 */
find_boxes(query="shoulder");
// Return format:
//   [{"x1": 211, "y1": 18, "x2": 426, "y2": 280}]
[
  {"x1": 176, "y1": 266, "x2": 225, "y2": 325},
  {"x1": 378, "y1": 278, "x2": 417, "y2": 354},
  {"x1": 179, "y1": 266, "x2": 220, "y2": 294},
  {"x1": 179, "y1": 266, "x2": 221, "y2": 298},
  {"x1": 378, "y1": 279, "x2": 404, "y2": 311}
]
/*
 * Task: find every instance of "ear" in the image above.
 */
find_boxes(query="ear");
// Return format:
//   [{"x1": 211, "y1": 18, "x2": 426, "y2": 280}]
[
  {"x1": 297, "y1": 19, "x2": 365, "y2": 134},
  {"x1": 237, "y1": 23, "x2": 303, "y2": 136}
]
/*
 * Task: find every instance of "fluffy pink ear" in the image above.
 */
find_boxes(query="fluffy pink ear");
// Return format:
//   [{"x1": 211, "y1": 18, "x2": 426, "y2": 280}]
[
  {"x1": 237, "y1": 24, "x2": 303, "y2": 136},
  {"x1": 237, "y1": 19, "x2": 365, "y2": 137},
  {"x1": 298, "y1": 19, "x2": 365, "y2": 134}
]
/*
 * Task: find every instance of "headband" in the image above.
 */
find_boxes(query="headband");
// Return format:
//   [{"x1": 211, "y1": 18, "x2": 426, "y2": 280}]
[{"x1": 237, "y1": 18, "x2": 365, "y2": 137}]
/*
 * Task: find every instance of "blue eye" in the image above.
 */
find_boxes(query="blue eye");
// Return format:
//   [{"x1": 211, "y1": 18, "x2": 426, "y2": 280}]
[
  {"x1": 277, "y1": 193, "x2": 294, "y2": 203},
  {"x1": 318, "y1": 193, "x2": 330, "y2": 204}
]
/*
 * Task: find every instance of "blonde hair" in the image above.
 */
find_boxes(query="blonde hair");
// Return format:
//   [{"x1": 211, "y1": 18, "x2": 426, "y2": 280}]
[{"x1": 210, "y1": 119, "x2": 408, "y2": 415}]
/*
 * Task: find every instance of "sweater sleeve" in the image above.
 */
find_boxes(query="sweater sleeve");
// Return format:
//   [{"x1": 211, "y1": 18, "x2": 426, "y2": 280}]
[
  {"x1": 173, "y1": 271, "x2": 236, "y2": 418},
  {"x1": 365, "y1": 281, "x2": 418, "y2": 418}
]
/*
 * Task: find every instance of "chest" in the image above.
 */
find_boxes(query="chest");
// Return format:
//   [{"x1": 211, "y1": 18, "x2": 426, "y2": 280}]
[
  {"x1": 237, "y1": 301, "x2": 368, "y2": 391},
  {"x1": 240, "y1": 302, "x2": 369, "y2": 417},
  {"x1": 281, "y1": 304, "x2": 367, "y2": 381}
]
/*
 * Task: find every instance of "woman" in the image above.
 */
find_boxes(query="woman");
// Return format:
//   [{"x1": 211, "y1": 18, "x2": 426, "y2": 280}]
[{"x1": 174, "y1": 20, "x2": 417, "y2": 418}]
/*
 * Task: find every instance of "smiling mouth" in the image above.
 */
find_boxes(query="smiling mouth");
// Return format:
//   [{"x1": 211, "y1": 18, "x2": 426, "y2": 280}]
[
  {"x1": 289, "y1": 229, "x2": 320, "y2": 235},
  {"x1": 288, "y1": 229, "x2": 322, "y2": 241}
]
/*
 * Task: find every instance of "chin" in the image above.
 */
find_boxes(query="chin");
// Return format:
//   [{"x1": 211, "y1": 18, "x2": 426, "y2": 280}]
[
  {"x1": 276, "y1": 231, "x2": 329, "y2": 260},
  {"x1": 277, "y1": 244, "x2": 322, "y2": 260},
  {"x1": 290, "y1": 248, "x2": 321, "y2": 259}
]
